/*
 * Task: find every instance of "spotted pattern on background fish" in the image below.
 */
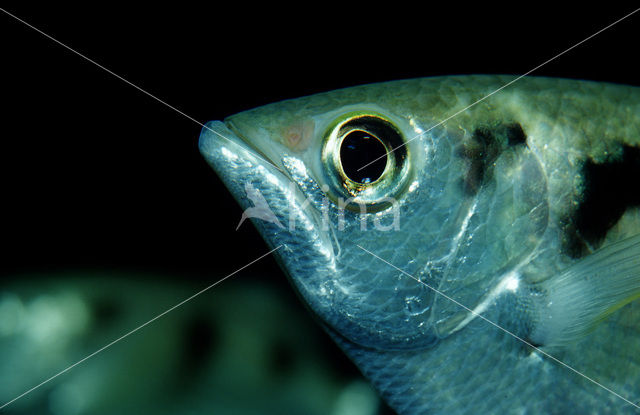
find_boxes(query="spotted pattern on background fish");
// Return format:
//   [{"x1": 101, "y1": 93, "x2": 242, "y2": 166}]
[
  {"x1": 200, "y1": 76, "x2": 640, "y2": 414},
  {"x1": 0, "y1": 275, "x2": 384, "y2": 415}
]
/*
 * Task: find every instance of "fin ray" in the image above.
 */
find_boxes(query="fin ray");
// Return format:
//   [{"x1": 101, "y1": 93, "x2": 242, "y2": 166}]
[{"x1": 531, "y1": 233, "x2": 640, "y2": 346}]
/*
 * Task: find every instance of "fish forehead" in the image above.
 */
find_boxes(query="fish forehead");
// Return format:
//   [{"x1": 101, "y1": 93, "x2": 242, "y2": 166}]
[{"x1": 225, "y1": 75, "x2": 640, "y2": 151}]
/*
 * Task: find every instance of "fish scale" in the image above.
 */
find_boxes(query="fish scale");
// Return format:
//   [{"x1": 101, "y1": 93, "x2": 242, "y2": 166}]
[{"x1": 200, "y1": 76, "x2": 640, "y2": 414}]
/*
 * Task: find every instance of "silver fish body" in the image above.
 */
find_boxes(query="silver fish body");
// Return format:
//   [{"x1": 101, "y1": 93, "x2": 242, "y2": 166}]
[{"x1": 199, "y1": 76, "x2": 640, "y2": 414}]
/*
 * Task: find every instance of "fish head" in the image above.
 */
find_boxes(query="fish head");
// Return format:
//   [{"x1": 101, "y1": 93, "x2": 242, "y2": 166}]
[{"x1": 199, "y1": 78, "x2": 550, "y2": 351}]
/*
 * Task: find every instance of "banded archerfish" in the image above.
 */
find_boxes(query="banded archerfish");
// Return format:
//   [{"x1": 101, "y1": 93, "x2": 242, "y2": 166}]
[{"x1": 200, "y1": 75, "x2": 640, "y2": 414}]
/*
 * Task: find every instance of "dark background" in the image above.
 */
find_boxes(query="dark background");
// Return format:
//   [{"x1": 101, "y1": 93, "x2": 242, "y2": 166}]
[{"x1": 2, "y1": 5, "x2": 638, "y2": 281}]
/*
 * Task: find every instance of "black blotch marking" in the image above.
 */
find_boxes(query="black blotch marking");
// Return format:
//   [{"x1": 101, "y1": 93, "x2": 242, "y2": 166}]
[
  {"x1": 566, "y1": 145, "x2": 640, "y2": 257},
  {"x1": 458, "y1": 122, "x2": 528, "y2": 195},
  {"x1": 505, "y1": 123, "x2": 527, "y2": 146},
  {"x1": 268, "y1": 338, "x2": 297, "y2": 376},
  {"x1": 181, "y1": 315, "x2": 217, "y2": 374},
  {"x1": 459, "y1": 126, "x2": 504, "y2": 194}
]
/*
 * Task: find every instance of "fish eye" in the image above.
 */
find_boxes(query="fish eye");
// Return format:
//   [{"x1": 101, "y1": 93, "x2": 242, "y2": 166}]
[
  {"x1": 322, "y1": 113, "x2": 410, "y2": 208},
  {"x1": 339, "y1": 129, "x2": 388, "y2": 184}
]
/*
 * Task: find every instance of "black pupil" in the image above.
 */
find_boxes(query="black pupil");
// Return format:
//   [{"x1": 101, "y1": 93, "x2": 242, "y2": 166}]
[{"x1": 339, "y1": 130, "x2": 388, "y2": 184}]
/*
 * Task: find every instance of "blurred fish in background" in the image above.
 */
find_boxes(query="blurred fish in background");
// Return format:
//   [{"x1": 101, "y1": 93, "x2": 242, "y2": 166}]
[{"x1": 0, "y1": 273, "x2": 390, "y2": 415}]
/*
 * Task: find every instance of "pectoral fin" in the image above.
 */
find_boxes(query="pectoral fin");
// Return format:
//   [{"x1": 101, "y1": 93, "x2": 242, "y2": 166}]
[{"x1": 531, "y1": 234, "x2": 640, "y2": 347}]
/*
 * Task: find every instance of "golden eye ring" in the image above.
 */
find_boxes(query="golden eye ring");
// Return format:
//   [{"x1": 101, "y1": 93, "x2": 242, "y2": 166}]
[{"x1": 322, "y1": 112, "x2": 410, "y2": 210}]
